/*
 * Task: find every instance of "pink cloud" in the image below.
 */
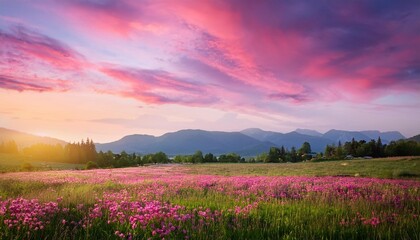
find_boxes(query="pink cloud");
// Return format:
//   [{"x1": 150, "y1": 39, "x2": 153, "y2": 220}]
[
  {"x1": 59, "y1": 1, "x2": 135, "y2": 37},
  {"x1": 47, "y1": 0, "x2": 169, "y2": 38},
  {"x1": 100, "y1": 66, "x2": 219, "y2": 105},
  {"x1": 0, "y1": 25, "x2": 88, "y2": 92},
  {"x1": 0, "y1": 26, "x2": 85, "y2": 70}
]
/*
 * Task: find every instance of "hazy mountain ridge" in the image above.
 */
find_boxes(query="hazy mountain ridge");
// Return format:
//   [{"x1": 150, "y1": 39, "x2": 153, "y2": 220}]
[
  {"x1": 0, "y1": 127, "x2": 66, "y2": 148},
  {"x1": 407, "y1": 134, "x2": 420, "y2": 142}
]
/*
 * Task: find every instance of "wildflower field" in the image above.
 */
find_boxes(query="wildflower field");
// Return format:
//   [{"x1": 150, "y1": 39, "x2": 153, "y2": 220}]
[{"x1": 0, "y1": 161, "x2": 419, "y2": 239}]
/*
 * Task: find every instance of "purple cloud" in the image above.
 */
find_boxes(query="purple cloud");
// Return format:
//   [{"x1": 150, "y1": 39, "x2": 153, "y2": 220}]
[{"x1": 0, "y1": 75, "x2": 68, "y2": 92}]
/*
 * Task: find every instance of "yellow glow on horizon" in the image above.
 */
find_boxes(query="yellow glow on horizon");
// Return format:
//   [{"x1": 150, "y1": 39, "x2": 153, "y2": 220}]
[{"x1": 0, "y1": 88, "x2": 296, "y2": 143}]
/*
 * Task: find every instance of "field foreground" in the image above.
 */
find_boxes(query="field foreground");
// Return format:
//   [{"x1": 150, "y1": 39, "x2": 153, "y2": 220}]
[{"x1": 0, "y1": 164, "x2": 419, "y2": 239}]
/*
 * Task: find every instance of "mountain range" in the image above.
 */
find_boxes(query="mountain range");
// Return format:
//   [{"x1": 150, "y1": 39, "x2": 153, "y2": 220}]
[
  {"x1": 0, "y1": 127, "x2": 409, "y2": 156},
  {"x1": 96, "y1": 128, "x2": 406, "y2": 156}
]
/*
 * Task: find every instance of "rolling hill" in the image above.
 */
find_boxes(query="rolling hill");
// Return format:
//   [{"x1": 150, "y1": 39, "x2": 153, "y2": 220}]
[{"x1": 407, "y1": 134, "x2": 420, "y2": 142}]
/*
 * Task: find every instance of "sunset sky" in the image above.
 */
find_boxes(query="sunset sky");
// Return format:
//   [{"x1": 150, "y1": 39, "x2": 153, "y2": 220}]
[{"x1": 1, "y1": 0, "x2": 419, "y2": 142}]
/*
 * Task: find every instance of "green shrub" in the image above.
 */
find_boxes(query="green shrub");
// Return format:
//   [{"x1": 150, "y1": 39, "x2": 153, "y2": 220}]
[
  {"x1": 20, "y1": 162, "x2": 34, "y2": 171},
  {"x1": 392, "y1": 170, "x2": 418, "y2": 178},
  {"x1": 85, "y1": 161, "x2": 99, "y2": 170}
]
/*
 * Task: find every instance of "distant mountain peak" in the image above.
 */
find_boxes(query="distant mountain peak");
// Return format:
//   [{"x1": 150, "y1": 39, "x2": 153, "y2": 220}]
[
  {"x1": 240, "y1": 128, "x2": 265, "y2": 133},
  {"x1": 295, "y1": 128, "x2": 323, "y2": 137},
  {"x1": 240, "y1": 128, "x2": 278, "y2": 141}
]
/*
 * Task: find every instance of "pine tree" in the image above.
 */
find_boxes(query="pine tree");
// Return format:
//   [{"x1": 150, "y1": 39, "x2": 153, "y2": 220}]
[{"x1": 376, "y1": 137, "x2": 383, "y2": 157}]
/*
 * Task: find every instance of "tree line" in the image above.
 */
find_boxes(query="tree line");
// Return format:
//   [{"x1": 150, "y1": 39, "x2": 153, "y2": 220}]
[
  {"x1": 173, "y1": 151, "x2": 244, "y2": 163},
  {"x1": 93, "y1": 151, "x2": 169, "y2": 169},
  {"x1": 253, "y1": 142, "x2": 313, "y2": 163},
  {"x1": 93, "y1": 150, "x2": 245, "y2": 168},
  {"x1": 257, "y1": 138, "x2": 420, "y2": 162},
  {"x1": 323, "y1": 138, "x2": 420, "y2": 159},
  {"x1": 0, "y1": 140, "x2": 19, "y2": 154},
  {"x1": 13, "y1": 139, "x2": 97, "y2": 164}
]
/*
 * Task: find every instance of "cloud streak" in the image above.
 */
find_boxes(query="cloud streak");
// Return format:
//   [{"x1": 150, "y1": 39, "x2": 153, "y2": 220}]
[
  {"x1": 0, "y1": 75, "x2": 56, "y2": 92},
  {"x1": 0, "y1": 26, "x2": 85, "y2": 70},
  {"x1": 0, "y1": 25, "x2": 88, "y2": 92},
  {"x1": 100, "y1": 66, "x2": 219, "y2": 105}
]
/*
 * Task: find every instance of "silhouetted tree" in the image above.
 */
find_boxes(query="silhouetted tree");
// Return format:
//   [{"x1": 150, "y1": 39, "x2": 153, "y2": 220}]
[
  {"x1": 299, "y1": 142, "x2": 312, "y2": 154},
  {"x1": 192, "y1": 150, "x2": 204, "y2": 163},
  {"x1": 204, "y1": 153, "x2": 217, "y2": 162},
  {"x1": 267, "y1": 147, "x2": 281, "y2": 163},
  {"x1": 324, "y1": 145, "x2": 335, "y2": 158}
]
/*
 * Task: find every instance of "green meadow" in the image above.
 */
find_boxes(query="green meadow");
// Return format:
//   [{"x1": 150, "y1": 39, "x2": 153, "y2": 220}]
[
  {"x1": 185, "y1": 156, "x2": 420, "y2": 179},
  {"x1": 0, "y1": 157, "x2": 419, "y2": 239},
  {"x1": 0, "y1": 153, "x2": 84, "y2": 172}
]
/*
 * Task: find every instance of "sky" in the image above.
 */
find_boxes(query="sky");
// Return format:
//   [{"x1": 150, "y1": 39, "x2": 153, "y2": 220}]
[{"x1": 0, "y1": 0, "x2": 419, "y2": 142}]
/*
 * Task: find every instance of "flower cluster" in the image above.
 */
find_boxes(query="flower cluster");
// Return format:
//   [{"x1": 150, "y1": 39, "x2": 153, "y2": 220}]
[{"x1": 1, "y1": 198, "x2": 60, "y2": 231}]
